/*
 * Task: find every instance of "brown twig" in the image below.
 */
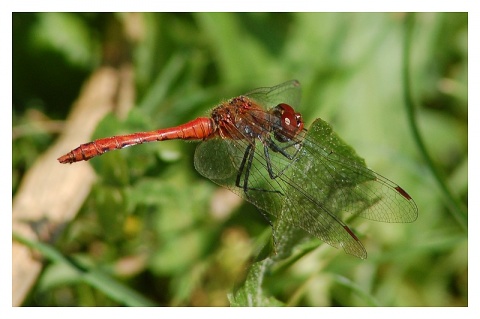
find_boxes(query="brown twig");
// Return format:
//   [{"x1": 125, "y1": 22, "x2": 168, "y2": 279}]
[{"x1": 12, "y1": 65, "x2": 134, "y2": 306}]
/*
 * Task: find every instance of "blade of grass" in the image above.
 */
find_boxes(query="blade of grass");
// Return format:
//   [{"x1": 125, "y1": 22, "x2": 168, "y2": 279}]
[
  {"x1": 13, "y1": 232, "x2": 157, "y2": 306},
  {"x1": 402, "y1": 13, "x2": 467, "y2": 231},
  {"x1": 138, "y1": 53, "x2": 187, "y2": 114},
  {"x1": 332, "y1": 274, "x2": 381, "y2": 307}
]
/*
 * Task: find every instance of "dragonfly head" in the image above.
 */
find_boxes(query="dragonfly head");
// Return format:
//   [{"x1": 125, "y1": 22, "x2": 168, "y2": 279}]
[{"x1": 272, "y1": 103, "x2": 304, "y2": 142}]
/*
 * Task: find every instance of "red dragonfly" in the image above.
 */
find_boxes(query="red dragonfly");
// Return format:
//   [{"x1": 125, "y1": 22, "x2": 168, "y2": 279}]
[{"x1": 59, "y1": 80, "x2": 418, "y2": 259}]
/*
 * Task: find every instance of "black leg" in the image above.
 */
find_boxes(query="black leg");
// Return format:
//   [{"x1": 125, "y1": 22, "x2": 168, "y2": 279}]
[
  {"x1": 235, "y1": 142, "x2": 282, "y2": 195},
  {"x1": 235, "y1": 143, "x2": 253, "y2": 190},
  {"x1": 234, "y1": 143, "x2": 278, "y2": 253},
  {"x1": 267, "y1": 137, "x2": 302, "y2": 160}
]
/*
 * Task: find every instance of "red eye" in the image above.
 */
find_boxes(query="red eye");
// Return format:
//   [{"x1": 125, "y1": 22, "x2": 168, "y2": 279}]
[
  {"x1": 277, "y1": 103, "x2": 304, "y2": 133},
  {"x1": 272, "y1": 103, "x2": 304, "y2": 142}
]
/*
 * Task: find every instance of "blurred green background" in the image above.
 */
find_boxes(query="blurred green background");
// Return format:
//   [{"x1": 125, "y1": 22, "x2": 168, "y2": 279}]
[{"x1": 12, "y1": 13, "x2": 467, "y2": 306}]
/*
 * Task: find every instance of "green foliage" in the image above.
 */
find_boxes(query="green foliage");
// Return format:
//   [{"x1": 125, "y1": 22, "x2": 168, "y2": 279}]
[{"x1": 13, "y1": 13, "x2": 467, "y2": 307}]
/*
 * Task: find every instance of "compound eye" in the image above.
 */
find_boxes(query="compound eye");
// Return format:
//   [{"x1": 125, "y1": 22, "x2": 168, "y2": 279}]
[
  {"x1": 274, "y1": 103, "x2": 304, "y2": 142},
  {"x1": 277, "y1": 103, "x2": 304, "y2": 133}
]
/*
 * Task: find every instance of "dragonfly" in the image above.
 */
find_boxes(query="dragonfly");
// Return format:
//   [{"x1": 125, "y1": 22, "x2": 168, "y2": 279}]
[{"x1": 58, "y1": 80, "x2": 418, "y2": 259}]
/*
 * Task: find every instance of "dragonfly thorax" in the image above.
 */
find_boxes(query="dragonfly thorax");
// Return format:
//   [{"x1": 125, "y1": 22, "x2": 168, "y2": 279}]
[{"x1": 211, "y1": 96, "x2": 272, "y2": 141}]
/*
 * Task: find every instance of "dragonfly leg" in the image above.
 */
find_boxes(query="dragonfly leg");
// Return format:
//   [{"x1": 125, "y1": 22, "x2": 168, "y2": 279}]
[
  {"x1": 235, "y1": 143, "x2": 279, "y2": 254},
  {"x1": 267, "y1": 137, "x2": 302, "y2": 160},
  {"x1": 263, "y1": 137, "x2": 303, "y2": 180},
  {"x1": 235, "y1": 143, "x2": 282, "y2": 195}
]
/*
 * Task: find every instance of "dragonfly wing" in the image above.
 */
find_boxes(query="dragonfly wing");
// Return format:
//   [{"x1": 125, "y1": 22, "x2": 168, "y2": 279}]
[
  {"x1": 300, "y1": 118, "x2": 418, "y2": 224},
  {"x1": 194, "y1": 132, "x2": 368, "y2": 258},
  {"x1": 194, "y1": 138, "x2": 286, "y2": 217},
  {"x1": 277, "y1": 186, "x2": 368, "y2": 259},
  {"x1": 194, "y1": 138, "x2": 238, "y2": 181},
  {"x1": 245, "y1": 80, "x2": 302, "y2": 110},
  {"x1": 265, "y1": 117, "x2": 417, "y2": 258}
]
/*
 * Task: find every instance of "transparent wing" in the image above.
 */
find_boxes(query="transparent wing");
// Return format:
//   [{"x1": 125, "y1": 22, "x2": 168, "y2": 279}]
[
  {"x1": 244, "y1": 80, "x2": 302, "y2": 111},
  {"x1": 194, "y1": 130, "x2": 369, "y2": 258},
  {"x1": 299, "y1": 118, "x2": 418, "y2": 224},
  {"x1": 194, "y1": 137, "x2": 286, "y2": 220}
]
